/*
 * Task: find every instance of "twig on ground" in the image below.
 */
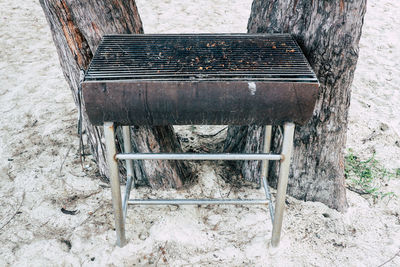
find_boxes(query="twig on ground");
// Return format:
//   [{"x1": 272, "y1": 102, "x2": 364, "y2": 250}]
[
  {"x1": 197, "y1": 127, "x2": 227, "y2": 138},
  {"x1": 73, "y1": 204, "x2": 104, "y2": 230},
  {"x1": 377, "y1": 249, "x2": 400, "y2": 267},
  {"x1": 346, "y1": 186, "x2": 369, "y2": 195},
  {"x1": 0, "y1": 90, "x2": 8, "y2": 96},
  {"x1": 155, "y1": 241, "x2": 168, "y2": 267},
  {"x1": 80, "y1": 189, "x2": 102, "y2": 199},
  {"x1": 226, "y1": 182, "x2": 234, "y2": 198},
  {"x1": 361, "y1": 130, "x2": 380, "y2": 144},
  {"x1": 216, "y1": 170, "x2": 224, "y2": 198},
  {"x1": 59, "y1": 146, "x2": 73, "y2": 176},
  {"x1": 0, "y1": 191, "x2": 25, "y2": 231},
  {"x1": 1, "y1": 104, "x2": 16, "y2": 113}
]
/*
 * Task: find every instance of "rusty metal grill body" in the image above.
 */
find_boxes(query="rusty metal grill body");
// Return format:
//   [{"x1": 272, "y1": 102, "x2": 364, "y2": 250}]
[
  {"x1": 82, "y1": 34, "x2": 318, "y2": 126},
  {"x1": 82, "y1": 34, "x2": 319, "y2": 248}
]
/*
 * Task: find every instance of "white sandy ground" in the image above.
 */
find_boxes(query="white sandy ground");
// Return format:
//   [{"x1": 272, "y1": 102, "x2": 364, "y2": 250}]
[{"x1": 0, "y1": 0, "x2": 399, "y2": 266}]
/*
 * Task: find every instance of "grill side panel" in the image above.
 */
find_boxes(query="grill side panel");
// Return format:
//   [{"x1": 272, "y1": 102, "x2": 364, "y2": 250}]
[{"x1": 82, "y1": 81, "x2": 318, "y2": 126}]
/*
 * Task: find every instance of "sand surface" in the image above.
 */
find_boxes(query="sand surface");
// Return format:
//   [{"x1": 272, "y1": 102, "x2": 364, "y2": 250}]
[{"x1": 0, "y1": 0, "x2": 399, "y2": 266}]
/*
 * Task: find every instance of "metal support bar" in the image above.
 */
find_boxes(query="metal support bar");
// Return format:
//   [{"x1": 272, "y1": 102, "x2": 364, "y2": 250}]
[
  {"x1": 128, "y1": 199, "x2": 268, "y2": 205},
  {"x1": 262, "y1": 176, "x2": 274, "y2": 223},
  {"x1": 123, "y1": 177, "x2": 133, "y2": 222},
  {"x1": 116, "y1": 153, "x2": 282, "y2": 161},
  {"x1": 271, "y1": 122, "x2": 295, "y2": 247},
  {"x1": 104, "y1": 122, "x2": 126, "y2": 247},
  {"x1": 122, "y1": 126, "x2": 134, "y2": 222}
]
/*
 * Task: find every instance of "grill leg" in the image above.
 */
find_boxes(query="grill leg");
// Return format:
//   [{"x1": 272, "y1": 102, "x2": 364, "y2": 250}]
[
  {"x1": 261, "y1": 126, "x2": 274, "y2": 220},
  {"x1": 271, "y1": 122, "x2": 295, "y2": 247},
  {"x1": 122, "y1": 126, "x2": 134, "y2": 222},
  {"x1": 104, "y1": 122, "x2": 126, "y2": 247}
]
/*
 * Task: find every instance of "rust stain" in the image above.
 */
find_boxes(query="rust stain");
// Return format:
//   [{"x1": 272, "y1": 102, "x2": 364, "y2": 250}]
[{"x1": 339, "y1": 0, "x2": 344, "y2": 13}]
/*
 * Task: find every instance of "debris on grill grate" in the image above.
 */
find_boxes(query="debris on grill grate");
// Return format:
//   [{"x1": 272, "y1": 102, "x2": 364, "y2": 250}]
[{"x1": 85, "y1": 34, "x2": 318, "y2": 83}]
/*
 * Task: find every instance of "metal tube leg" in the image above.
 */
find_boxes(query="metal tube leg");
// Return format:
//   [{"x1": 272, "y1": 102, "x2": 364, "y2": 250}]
[
  {"x1": 104, "y1": 122, "x2": 126, "y2": 247},
  {"x1": 271, "y1": 122, "x2": 295, "y2": 247},
  {"x1": 261, "y1": 126, "x2": 273, "y2": 176},
  {"x1": 260, "y1": 126, "x2": 272, "y2": 186},
  {"x1": 123, "y1": 177, "x2": 133, "y2": 221},
  {"x1": 261, "y1": 126, "x2": 274, "y2": 220},
  {"x1": 122, "y1": 126, "x2": 135, "y2": 222}
]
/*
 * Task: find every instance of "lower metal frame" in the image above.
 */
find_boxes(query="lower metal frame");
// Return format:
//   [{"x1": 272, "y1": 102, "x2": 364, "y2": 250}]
[{"x1": 104, "y1": 122, "x2": 295, "y2": 248}]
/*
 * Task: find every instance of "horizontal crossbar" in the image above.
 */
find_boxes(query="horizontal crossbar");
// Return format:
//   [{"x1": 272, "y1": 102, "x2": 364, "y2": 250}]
[
  {"x1": 127, "y1": 199, "x2": 269, "y2": 205},
  {"x1": 116, "y1": 153, "x2": 282, "y2": 161}
]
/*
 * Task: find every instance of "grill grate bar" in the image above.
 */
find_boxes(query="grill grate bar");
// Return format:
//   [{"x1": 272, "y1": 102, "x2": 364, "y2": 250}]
[
  {"x1": 85, "y1": 73, "x2": 316, "y2": 78},
  {"x1": 86, "y1": 71, "x2": 314, "y2": 75},
  {"x1": 84, "y1": 78, "x2": 318, "y2": 82},
  {"x1": 87, "y1": 69, "x2": 311, "y2": 73}
]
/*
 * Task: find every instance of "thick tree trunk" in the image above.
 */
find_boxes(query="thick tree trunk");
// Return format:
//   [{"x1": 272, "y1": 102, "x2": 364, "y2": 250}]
[
  {"x1": 225, "y1": 0, "x2": 367, "y2": 211},
  {"x1": 224, "y1": 125, "x2": 264, "y2": 184},
  {"x1": 40, "y1": 0, "x2": 191, "y2": 188}
]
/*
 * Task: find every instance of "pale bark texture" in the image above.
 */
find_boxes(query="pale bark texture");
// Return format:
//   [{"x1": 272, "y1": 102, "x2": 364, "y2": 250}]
[
  {"x1": 225, "y1": 0, "x2": 367, "y2": 211},
  {"x1": 40, "y1": 0, "x2": 191, "y2": 188}
]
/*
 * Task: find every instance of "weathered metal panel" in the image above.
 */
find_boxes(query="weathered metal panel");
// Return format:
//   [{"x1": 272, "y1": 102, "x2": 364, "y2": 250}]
[{"x1": 82, "y1": 80, "x2": 318, "y2": 125}]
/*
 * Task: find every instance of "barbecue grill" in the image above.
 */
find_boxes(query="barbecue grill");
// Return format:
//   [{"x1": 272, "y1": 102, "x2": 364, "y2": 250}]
[{"x1": 81, "y1": 33, "x2": 319, "y2": 248}]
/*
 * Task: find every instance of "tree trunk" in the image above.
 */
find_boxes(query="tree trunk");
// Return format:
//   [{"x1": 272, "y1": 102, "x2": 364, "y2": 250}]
[
  {"x1": 224, "y1": 125, "x2": 264, "y2": 184},
  {"x1": 40, "y1": 0, "x2": 192, "y2": 188},
  {"x1": 224, "y1": 0, "x2": 367, "y2": 211}
]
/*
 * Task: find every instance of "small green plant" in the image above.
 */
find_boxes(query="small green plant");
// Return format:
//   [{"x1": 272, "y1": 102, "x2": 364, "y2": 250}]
[{"x1": 344, "y1": 149, "x2": 397, "y2": 201}]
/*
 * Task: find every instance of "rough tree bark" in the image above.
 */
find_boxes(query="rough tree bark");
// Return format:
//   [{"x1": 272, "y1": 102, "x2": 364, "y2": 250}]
[
  {"x1": 225, "y1": 0, "x2": 367, "y2": 211},
  {"x1": 40, "y1": 0, "x2": 191, "y2": 188}
]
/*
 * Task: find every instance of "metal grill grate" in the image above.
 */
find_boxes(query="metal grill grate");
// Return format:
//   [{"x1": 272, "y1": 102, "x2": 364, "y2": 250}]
[{"x1": 85, "y1": 34, "x2": 318, "y2": 82}]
